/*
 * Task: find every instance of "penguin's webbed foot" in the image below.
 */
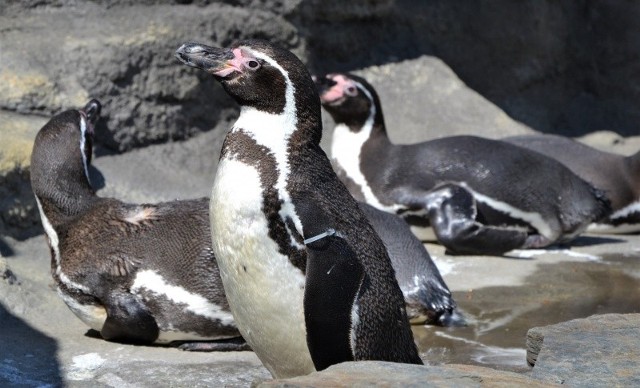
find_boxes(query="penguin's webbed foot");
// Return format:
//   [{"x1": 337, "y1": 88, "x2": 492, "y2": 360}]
[
  {"x1": 101, "y1": 293, "x2": 159, "y2": 344},
  {"x1": 522, "y1": 234, "x2": 553, "y2": 249},
  {"x1": 424, "y1": 184, "x2": 528, "y2": 255}
]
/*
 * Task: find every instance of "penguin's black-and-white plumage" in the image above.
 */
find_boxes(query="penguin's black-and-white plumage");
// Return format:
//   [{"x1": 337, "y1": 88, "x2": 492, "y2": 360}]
[
  {"x1": 358, "y1": 203, "x2": 460, "y2": 326},
  {"x1": 30, "y1": 100, "x2": 246, "y2": 351},
  {"x1": 176, "y1": 40, "x2": 422, "y2": 378},
  {"x1": 505, "y1": 134, "x2": 640, "y2": 234},
  {"x1": 316, "y1": 73, "x2": 611, "y2": 255}
]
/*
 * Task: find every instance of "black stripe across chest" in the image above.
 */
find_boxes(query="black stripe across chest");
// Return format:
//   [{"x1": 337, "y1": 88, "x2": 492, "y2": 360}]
[{"x1": 221, "y1": 130, "x2": 307, "y2": 272}]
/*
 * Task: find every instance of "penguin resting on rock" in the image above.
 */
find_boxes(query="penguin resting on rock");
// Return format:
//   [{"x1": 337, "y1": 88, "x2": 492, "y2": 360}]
[
  {"x1": 505, "y1": 134, "x2": 640, "y2": 234},
  {"x1": 176, "y1": 40, "x2": 423, "y2": 378},
  {"x1": 30, "y1": 100, "x2": 247, "y2": 351},
  {"x1": 358, "y1": 203, "x2": 460, "y2": 326},
  {"x1": 316, "y1": 73, "x2": 611, "y2": 255}
]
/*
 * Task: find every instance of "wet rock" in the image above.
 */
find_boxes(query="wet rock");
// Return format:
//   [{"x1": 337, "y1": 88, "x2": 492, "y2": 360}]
[
  {"x1": 257, "y1": 361, "x2": 553, "y2": 387},
  {"x1": 527, "y1": 314, "x2": 640, "y2": 385}
]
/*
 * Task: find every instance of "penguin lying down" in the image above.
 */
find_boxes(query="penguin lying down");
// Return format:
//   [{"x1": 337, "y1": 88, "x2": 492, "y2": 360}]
[
  {"x1": 316, "y1": 73, "x2": 612, "y2": 255},
  {"x1": 504, "y1": 134, "x2": 640, "y2": 234},
  {"x1": 30, "y1": 100, "x2": 461, "y2": 349}
]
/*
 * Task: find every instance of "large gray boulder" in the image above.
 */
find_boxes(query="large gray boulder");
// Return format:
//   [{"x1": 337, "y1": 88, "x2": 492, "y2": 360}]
[
  {"x1": 257, "y1": 361, "x2": 553, "y2": 387},
  {"x1": 526, "y1": 314, "x2": 640, "y2": 386},
  {"x1": 0, "y1": 2, "x2": 299, "y2": 152}
]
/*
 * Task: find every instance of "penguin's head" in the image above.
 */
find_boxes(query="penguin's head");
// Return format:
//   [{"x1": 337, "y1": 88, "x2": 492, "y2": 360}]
[
  {"x1": 315, "y1": 73, "x2": 383, "y2": 129},
  {"x1": 31, "y1": 99, "x2": 101, "y2": 188},
  {"x1": 176, "y1": 40, "x2": 320, "y2": 120}
]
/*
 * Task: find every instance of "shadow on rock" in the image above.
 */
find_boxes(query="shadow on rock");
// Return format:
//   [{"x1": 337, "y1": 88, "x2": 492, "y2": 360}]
[
  {"x1": 0, "y1": 302, "x2": 63, "y2": 387},
  {"x1": 0, "y1": 237, "x2": 15, "y2": 257},
  {"x1": 88, "y1": 165, "x2": 106, "y2": 191},
  {"x1": 569, "y1": 235, "x2": 627, "y2": 247}
]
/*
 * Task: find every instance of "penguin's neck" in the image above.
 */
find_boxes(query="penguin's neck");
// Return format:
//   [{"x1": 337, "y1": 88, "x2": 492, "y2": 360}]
[
  {"x1": 330, "y1": 102, "x2": 393, "y2": 182},
  {"x1": 33, "y1": 165, "x2": 98, "y2": 230}
]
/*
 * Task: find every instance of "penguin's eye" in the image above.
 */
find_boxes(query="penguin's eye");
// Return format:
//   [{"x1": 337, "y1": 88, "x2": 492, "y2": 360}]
[
  {"x1": 345, "y1": 86, "x2": 358, "y2": 96},
  {"x1": 247, "y1": 60, "x2": 260, "y2": 70}
]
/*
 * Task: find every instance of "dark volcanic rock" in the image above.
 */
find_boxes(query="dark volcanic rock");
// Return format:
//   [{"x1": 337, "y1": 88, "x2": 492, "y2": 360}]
[
  {"x1": 527, "y1": 314, "x2": 640, "y2": 386},
  {"x1": 0, "y1": 2, "x2": 299, "y2": 152}
]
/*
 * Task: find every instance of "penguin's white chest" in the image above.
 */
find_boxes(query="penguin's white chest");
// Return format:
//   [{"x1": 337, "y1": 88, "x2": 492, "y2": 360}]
[{"x1": 209, "y1": 157, "x2": 315, "y2": 378}]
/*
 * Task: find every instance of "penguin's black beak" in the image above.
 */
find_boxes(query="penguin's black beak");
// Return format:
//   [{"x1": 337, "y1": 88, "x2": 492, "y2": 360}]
[
  {"x1": 82, "y1": 99, "x2": 101, "y2": 126},
  {"x1": 313, "y1": 75, "x2": 337, "y2": 95},
  {"x1": 175, "y1": 43, "x2": 236, "y2": 77}
]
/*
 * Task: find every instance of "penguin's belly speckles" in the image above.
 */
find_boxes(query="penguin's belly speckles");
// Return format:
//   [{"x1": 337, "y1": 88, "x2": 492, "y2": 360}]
[
  {"x1": 57, "y1": 288, "x2": 107, "y2": 332},
  {"x1": 210, "y1": 157, "x2": 314, "y2": 378}
]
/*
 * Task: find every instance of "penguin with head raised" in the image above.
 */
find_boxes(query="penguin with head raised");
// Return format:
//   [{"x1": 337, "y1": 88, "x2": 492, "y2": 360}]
[
  {"x1": 505, "y1": 134, "x2": 640, "y2": 234},
  {"x1": 30, "y1": 100, "x2": 247, "y2": 351},
  {"x1": 176, "y1": 40, "x2": 423, "y2": 378},
  {"x1": 316, "y1": 73, "x2": 611, "y2": 255}
]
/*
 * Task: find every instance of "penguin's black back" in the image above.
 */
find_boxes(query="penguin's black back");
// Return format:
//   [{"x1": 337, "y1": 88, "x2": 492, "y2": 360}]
[{"x1": 375, "y1": 135, "x2": 612, "y2": 230}]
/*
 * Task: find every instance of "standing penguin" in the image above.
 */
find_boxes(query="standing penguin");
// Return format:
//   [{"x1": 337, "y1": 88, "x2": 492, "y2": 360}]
[
  {"x1": 316, "y1": 73, "x2": 611, "y2": 255},
  {"x1": 176, "y1": 40, "x2": 422, "y2": 378},
  {"x1": 504, "y1": 134, "x2": 640, "y2": 234},
  {"x1": 30, "y1": 100, "x2": 246, "y2": 351}
]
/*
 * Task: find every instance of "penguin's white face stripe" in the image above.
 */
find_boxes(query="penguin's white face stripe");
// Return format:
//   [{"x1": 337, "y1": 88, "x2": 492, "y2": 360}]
[
  {"x1": 131, "y1": 270, "x2": 235, "y2": 326},
  {"x1": 462, "y1": 185, "x2": 554, "y2": 239},
  {"x1": 35, "y1": 197, "x2": 91, "y2": 294},
  {"x1": 79, "y1": 114, "x2": 91, "y2": 184},
  {"x1": 331, "y1": 80, "x2": 400, "y2": 213},
  {"x1": 331, "y1": 122, "x2": 399, "y2": 213},
  {"x1": 57, "y1": 288, "x2": 107, "y2": 332},
  {"x1": 231, "y1": 47, "x2": 305, "y2": 247}
]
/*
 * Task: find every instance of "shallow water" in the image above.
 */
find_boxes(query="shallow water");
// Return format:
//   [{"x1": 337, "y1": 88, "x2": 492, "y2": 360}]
[{"x1": 413, "y1": 253, "x2": 640, "y2": 372}]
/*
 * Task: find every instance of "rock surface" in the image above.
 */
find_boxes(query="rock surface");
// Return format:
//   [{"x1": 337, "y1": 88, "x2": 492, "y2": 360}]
[
  {"x1": 258, "y1": 361, "x2": 554, "y2": 388},
  {"x1": 3, "y1": 1, "x2": 640, "y2": 387},
  {"x1": 526, "y1": 314, "x2": 640, "y2": 386}
]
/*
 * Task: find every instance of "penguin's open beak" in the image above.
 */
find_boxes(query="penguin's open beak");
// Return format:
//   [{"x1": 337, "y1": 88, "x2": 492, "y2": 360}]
[{"x1": 175, "y1": 43, "x2": 237, "y2": 78}]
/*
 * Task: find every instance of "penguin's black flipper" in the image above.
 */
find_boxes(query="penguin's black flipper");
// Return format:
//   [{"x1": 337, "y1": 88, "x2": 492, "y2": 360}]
[
  {"x1": 423, "y1": 184, "x2": 528, "y2": 255},
  {"x1": 100, "y1": 292, "x2": 159, "y2": 344},
  {"x1": 294, "y1": 197, "x2": 364, "y2": 371}
]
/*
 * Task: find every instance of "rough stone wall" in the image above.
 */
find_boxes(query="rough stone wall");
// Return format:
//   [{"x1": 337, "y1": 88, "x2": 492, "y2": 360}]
[{"x1": 302, "y1": 0, "x2": 640, "y2": 137}]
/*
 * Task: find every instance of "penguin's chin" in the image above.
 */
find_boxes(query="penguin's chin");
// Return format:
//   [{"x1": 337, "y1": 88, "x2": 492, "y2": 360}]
[{"x1": 319, "y1": 93, "x2": 346, "y2": 107}]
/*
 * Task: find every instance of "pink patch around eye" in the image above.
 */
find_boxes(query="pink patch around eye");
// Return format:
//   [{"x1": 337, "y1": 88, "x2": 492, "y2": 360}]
[
  {"x1": 212, "y1": 48, "x2": 248, "y2": 77},
  {"x1": 213, "y1": 67, "x2": 238, "y2": 77},
  {"x1": 320, "y1": 74, "x2": 358, "y2": 103},
  {"x1": 320, "y1": 87, "x2": 344, "y2": 103}
]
